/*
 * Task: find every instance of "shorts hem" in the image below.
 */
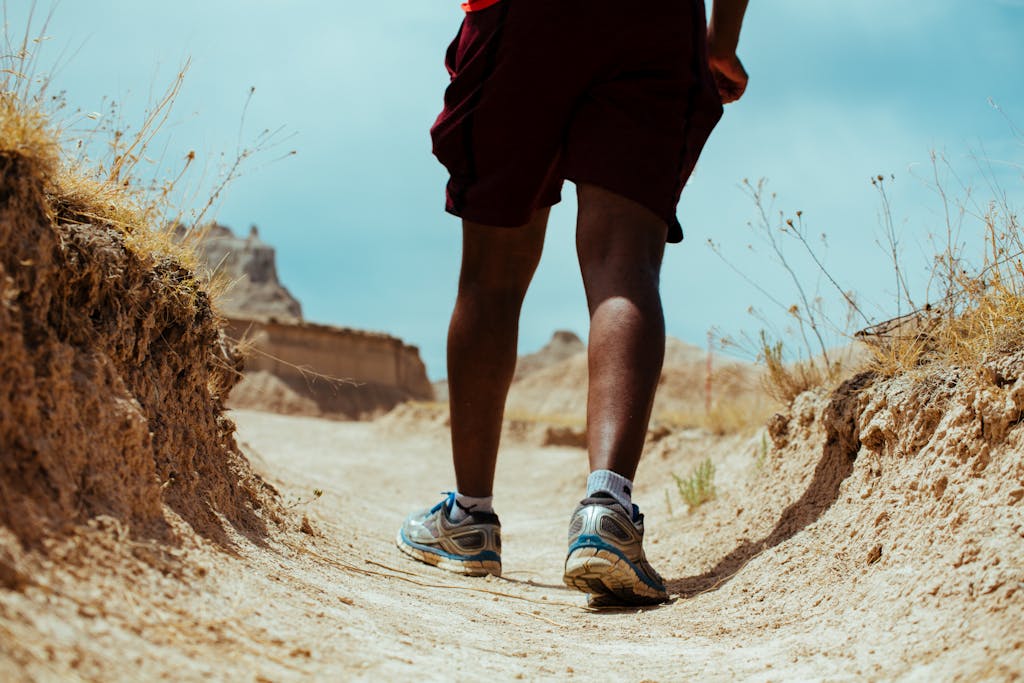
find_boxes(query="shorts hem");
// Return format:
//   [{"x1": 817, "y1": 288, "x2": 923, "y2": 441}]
[{"x1": 444, "y1": 199, "x2": 561, "y2": 228}]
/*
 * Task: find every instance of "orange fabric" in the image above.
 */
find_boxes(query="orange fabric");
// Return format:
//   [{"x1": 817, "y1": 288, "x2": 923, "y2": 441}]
[{"x1": 462, "y1": 0, "x2": 503, "y2": 11}]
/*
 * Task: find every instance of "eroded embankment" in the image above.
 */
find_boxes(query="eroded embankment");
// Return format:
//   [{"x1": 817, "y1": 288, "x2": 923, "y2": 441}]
[
  {"x1": 645, "y1": 357, "x2": 1024, "y2": 677},
  {"x1": 0, "y1": 146, "x2": 281, "y2": 588},
  {"x1": 774, "y1": 360, "x2": 1024, "y2": 609}
]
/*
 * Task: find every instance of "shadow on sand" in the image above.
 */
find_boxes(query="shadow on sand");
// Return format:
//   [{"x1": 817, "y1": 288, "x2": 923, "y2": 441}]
[{"x1": 667, "y1": 372, "x2": 873, "y2": 598}]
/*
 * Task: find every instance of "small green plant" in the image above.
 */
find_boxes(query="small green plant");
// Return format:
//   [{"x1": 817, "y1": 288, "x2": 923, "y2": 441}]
[{"x1": 672, "y1": 459, "x2": 717, "y2": 511}]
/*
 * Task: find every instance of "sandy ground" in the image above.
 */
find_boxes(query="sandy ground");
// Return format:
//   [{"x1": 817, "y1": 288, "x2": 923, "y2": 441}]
[
  {"x1": 228, "y1": 409, "x2": 830, "y2": 682},
  {"x1": 2, "y1": 403, "x2": 1020, "y2": 682},
  {"x1": 234, "y1": 406, "x2": 1022, "y2": 682}
]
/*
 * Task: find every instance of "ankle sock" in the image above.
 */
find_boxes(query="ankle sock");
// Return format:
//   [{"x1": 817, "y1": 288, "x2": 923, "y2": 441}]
[
  {"x1": 586, "y1": 469, "x2": 634, "y2": 514},
  {"x1": 447, "y1": 492, "x2": 493, "y2": 523}
]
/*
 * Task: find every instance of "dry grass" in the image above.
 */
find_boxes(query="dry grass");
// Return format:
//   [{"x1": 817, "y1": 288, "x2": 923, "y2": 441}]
[
  {"x1": 3, "y1": 6, "x2": 293, "y2": 287},
  {"x1": 759, "y1": 334, "x2": 828, "y2": 404},
  {"x1": 407, "y1": 400, "x2": 448, "y2": 412},
  {"x1": 0, "y1": 6, "x2": 60, "y2": 218},
  {"x1": 720, "y1": 143, "x2": 1022, "y2": 405},
  {"x1": 755, "y1": 332, "x2": 867, "y2": 404},
  {"x1": 655, "y1": 394, "x2": 776, "y2": 436},
  {"x1": 2, "y1": 8, "x2": 194, "y2": 263},
  {"x1": 862, "y1": 198, "x2": 1024, "y2": 375},
  {"x1": 503, "y1": 409, "x2": 586, "y2": 429},
  {"x1": 0, "y1": 90, "x2": 58, "y2": 182},
  {"x1": 707, "y1": 394, "x2": 776, "y2": 435}
]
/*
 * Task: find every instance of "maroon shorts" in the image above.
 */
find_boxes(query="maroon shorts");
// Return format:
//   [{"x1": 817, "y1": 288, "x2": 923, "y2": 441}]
[{"x1": 430, "y1": 0, "x2": 723, "y2": 243}]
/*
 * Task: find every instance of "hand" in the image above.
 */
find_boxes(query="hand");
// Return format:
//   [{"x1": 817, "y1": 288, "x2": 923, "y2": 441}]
[{"x1": 708, "y1": 52, "x2": 748, "y2": 104}]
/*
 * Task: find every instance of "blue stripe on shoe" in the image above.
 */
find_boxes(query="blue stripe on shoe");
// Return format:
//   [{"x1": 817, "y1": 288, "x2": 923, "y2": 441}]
[
  {"x1": 399, "y1": 528, "x2": 501, "y2": 564},
  {"x1": 568, "y1": 534, "x2": 665, "y2": 592}
]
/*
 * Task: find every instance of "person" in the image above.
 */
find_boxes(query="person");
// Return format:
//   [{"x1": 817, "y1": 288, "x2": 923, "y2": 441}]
[{"x1": 397, "y1": 0, "x2": 749, "y2": 605}]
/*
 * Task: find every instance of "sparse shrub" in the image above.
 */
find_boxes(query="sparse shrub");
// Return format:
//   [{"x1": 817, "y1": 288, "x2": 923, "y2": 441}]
[
  {"x1": 860, "y1": 167, "x2": 1024, "y2": 374},
  {"x1": 712, "y1": 179, "x2": 864, "y2": 406},
  {"x1": 672, "y1": 458, "x2": 717, "y2": 511},
  {"x1": 1, "y1": 9, "x2": 293, "y2": 284}
]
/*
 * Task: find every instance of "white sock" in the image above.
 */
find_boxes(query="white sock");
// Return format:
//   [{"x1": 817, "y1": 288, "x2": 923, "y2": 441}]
[
  {"x1": 586, "y1": 469, "x2": 634, "y2": 514},
  {"x1": 447, "y1": 492, "x2": 494, "y2": 523}
]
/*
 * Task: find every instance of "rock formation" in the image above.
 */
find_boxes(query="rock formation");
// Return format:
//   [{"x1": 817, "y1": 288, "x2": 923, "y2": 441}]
[
  {"x1": 225, "y1": 318, "x2": 433, "y2": 419},
  {"x1": 183, "y1": 223, "x2": 302, "y2": 322},
  {"x1": 513, "y1": 329, "x2": 585, "y2": 381},
  {"x1": 433, "y1": 329, "x2": 585, "y2": 403},
  {"x1": 178, "y1": 223, "x2": 434, "y2": 419}
]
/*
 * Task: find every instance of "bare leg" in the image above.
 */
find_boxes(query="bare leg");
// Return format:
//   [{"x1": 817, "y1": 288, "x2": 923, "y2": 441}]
[
  {"x1": 576, "y1": 184, "x2": 667, "y2": 480},
  {"x1": 448, "y1": 210, "x2": 549, "y2": 496}
]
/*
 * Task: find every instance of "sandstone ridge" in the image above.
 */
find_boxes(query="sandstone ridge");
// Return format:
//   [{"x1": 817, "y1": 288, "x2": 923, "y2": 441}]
[
  {"x1": 184, "y1": 222, "x2": 302, "y2": 323},
  {"x1": 185, "y1": 223, "x2": 434, "y2": 419},
  {"x1": 225, "y1": 317, "x2": 433, "y2": 419}
]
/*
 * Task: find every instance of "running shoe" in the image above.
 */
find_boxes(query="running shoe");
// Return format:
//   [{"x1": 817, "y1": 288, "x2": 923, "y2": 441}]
[
  {"x1": 562, "y1": 493, "x2": 668, "y2": 605},
  {"x1": 396, "y1": 492, "x2": 502, "y2": 577}
]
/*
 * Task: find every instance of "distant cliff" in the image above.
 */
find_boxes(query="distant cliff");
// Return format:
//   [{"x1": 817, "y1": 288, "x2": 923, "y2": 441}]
[
  {"x1": 180, "y1": 223, "x2": 433, "y2": 418},
  {"x1": 185, "y1": 223, "x2": 302, "y2": 322},
  {"x1": 225, "y1": 318, "x2": 433, "y2": 419}
]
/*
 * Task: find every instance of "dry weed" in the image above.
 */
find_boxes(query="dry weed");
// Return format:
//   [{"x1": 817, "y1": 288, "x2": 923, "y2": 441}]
[
  {"x1": 860, "y1": 160, "x2": 1024, "y2": 375},
  {"x1": 711, "y1": 179, "x2": 862, "y2": 405},
  {"x1": 718, "y1": 139, "x2": 1022, "y2": 403},
  {"x1": 655, "y1": 395, "x2": 774, "y2": 436},
  {"x1": 759, "y1": 332, "x2": 832, "y2": 404},
  {"x1": 2, "y1": 5, "x2": 293, "y2": 307}
]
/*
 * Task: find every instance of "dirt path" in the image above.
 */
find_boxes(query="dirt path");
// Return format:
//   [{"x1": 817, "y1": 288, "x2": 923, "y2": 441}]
[
  {"x1": 216, "y1": 408, "x2": 1011, "y2": 681},
  {"x1": 3, "y1": 402, "x2": 1019, "y2": 682},
  {"x1": 227, "y1": 410, "x2": 805, "y2": 681}
]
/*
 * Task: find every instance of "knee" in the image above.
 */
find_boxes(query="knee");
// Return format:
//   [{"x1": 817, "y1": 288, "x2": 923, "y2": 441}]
[
  {"x1": 575, "y1": 185, "x2": 666, "y2": 287},
  {"x1": 578, "y1": 241, "x2": 662, "y2": 297},
  {"x1": 456, "y1": 269, "x2": 532, "y2": 313}
]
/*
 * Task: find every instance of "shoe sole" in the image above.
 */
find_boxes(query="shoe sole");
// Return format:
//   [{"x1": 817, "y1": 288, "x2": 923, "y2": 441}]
[
  {"x1": 395, "y1": 530, "x2": 501, "y2": 577},
  {"x1": 563, "y1": 547, "x2": 667, "y2": 605}
]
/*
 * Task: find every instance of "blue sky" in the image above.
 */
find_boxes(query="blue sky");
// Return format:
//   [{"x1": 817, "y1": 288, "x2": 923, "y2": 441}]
[{"x1": 7, "y1": 1, "x2": 1024, "y2": 378}]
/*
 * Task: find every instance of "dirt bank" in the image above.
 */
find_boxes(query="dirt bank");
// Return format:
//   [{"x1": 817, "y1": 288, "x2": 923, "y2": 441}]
[{"x1": 0, "y1": 126, "x2": 280, "y2": 601}]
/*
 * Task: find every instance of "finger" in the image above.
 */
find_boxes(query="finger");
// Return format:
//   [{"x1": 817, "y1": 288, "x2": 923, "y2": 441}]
[{"x1": 712, "y1": 71, "x2": 741, "y2": 104}]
